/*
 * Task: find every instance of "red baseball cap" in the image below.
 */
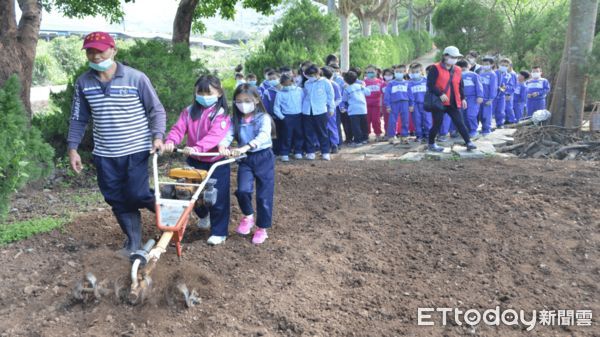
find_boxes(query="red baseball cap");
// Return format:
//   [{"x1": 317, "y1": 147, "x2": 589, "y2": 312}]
[{"x1": 82, "y1": 32, "x2": 115, "y2": 51}]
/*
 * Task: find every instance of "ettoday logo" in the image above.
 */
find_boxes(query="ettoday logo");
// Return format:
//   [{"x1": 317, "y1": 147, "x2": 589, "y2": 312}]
[{"x1": 417, "y1": 307, "x2": 593, "y2": 331}]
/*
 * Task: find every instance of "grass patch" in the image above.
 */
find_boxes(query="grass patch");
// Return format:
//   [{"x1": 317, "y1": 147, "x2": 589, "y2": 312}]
[{"x1": 0, "y1": 216, "x2": 70, "y2": 245}]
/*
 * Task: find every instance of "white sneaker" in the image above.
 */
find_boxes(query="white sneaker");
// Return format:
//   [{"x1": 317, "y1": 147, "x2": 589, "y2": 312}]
[
  {"x1": 280, "y1": 155, "x2": 290, "y2": 162},
  {"x1": 294, "y1": 153, "x2": 303, "y2": 160},
  {"x1": 197, "y1": 216, "x2": 210, "y2": 230},
  {"x1": 207, "y1": 235, "x2": 227, "y2": 246},
  {"x1": 322, "y1": 153, "x2": 331, "y2": 161},
  {"x1": 305, "y1": 153, "x2": 316, "y2": 160}
]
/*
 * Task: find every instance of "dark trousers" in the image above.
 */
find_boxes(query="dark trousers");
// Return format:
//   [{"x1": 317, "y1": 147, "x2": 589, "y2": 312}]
[
  {"x1": 303, "y1": 113, "x2": 330, "y2": 154},
  {"x1": 94, "y1": 151, "x2": 154, "y2": 216},
  {"x1": 186, "y1": 158, "x2": 231, "y2": 237},
  {"x1": 340, "y1": 111, "x2": 353, "y2": 143},
  {"x1": 349, "y1": 114, "x2": 367, "y2": 143},
  {"x1": 429, "y1": 105, "x2": 471, "y2": 145},
  {"x1": 272, "y1": 118, "x2": 284, "y2": 156},
  {"x1": 280, "y1": 114, "x2": 304, "y2": 156},
  {"x1": 235, "y1": 149, "x2": 275, "y2": 229}
]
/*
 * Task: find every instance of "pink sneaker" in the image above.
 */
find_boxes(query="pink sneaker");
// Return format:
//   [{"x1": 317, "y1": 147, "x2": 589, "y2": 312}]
[
  {"x1": 236, "y1": 215, "x2": 254, "y2": 235},
  {"x1": 252, "y1": 228, "x2": 268, "y2": 245}
]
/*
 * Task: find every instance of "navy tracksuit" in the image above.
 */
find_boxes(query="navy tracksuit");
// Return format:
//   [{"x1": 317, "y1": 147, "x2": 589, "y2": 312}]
[
  {"x1": 235, "y1": 149, "x2": 275, "y2": 229},
  {"x1": 185, "y1": 158, "x2": 231, "y2": 237}
]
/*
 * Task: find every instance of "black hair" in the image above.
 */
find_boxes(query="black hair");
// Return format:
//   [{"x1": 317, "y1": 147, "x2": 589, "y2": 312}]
[
  {"x1": 330, "y1": 64, "x2": 340, "y2": 70},
  {"x1": 280, "y1": 73, "x2": 293, "y2": 84},
  {"x1": 383, "y1": 68, "x2": 393, "y2": 76},
  {"x1": 409, "y1": 62, "x2": 423, "y2": 70},
  {"x1": 468, "y1": 51, "x2": 479, "y2": 58},
  {"x1": 349, "y1": 66, "x2": 361, "y2": 78},
  {"x1": 234, "y1": 72, "x2": 245, "y2": 79},
  {"x1": 365, "y1": 64, "x2": 377, "y2": 71},
  {"x1": 279, "y1": 66, "x2": 292, "y2": 73},
  {"x1": 234, "y1": 64, "x2": 243, "y2": 72},
  {"x1": 482, "y1": 56, "x2": 495, "y2": 64},
  {"x1": 519, "y1": 70, "x2": 531, "y2": 79},
  {"x1": 532, "y1": 65, "x2": 542, "y2": 70},
  {"x1": 191, "y1": 74, "x2": 228, "y2": 121},
  {"x1": 231, "y1": 84, "x2": 271, "y2": 141},
  {"x1": 263, "y1": 67, "x2": 274, "y2": 74},
  {"x1": 456, "y1": 60, "x2": 469, "y2": 68},
  {"x1": 266, "y1": 70, "x2": 280, "y2": 77},
  {"x1": 247, "y1": 73, "x2": 257, "y2": 80},
  {"x1": 321, "y1": 66, "x2": 333, "y2": 80},
  {"x1": 343, "y1": 71, "x2": 358, "y2": 85},
  {"x1": 325, "y1": 54, "x2": 338, "y2": 66},
  {"x1": 305, "y1": 64, "x2": 320, "y2": 76}
]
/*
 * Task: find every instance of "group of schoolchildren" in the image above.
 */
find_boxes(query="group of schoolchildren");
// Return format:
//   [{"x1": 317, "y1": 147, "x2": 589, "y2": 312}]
[
  {"x1": 156, "y1": 52, "x2": 551, "y2": 247},
  {"x1": 230, "y1": 52, "x2": 551, "y2": 164}
]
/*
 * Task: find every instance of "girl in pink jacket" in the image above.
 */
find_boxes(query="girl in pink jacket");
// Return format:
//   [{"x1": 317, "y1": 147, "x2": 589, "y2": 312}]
[
  {"x1": 364, "y1": 65, "x2": 386, "y2": 142},
  {"x1": 163, "y1": 75, "x2": 232, "y2": 246}
]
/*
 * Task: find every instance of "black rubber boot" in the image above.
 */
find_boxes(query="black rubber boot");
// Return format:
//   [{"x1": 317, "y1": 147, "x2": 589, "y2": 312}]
[{"x1": 115, "y1": 211, "x2": 142, "y2": 256}]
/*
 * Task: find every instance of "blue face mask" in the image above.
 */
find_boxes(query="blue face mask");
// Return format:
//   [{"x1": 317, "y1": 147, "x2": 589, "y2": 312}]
[
  {"x1": 481, "y1": 65, "x2": 492, "y2": 71},
  {"x1": 307, "y1": 76, "x2": 317, "y2": 82},
  {"x1": 196, "y1": 95, "x2": 218, "y2": 107},
  {"x1": 269, "y1": 79, "x2": 280, "y2": 87},
  {"x1": 282, "y1": 85, "x2": 295, "y2": 91},
  {"x1": 409, "y1": 73, "x2": 421, "y2": 80},
  {"x1": 499, "y1": 66, "x2": 508, "y2": 73},
  {"x1": 366, "y1": 72, "x2": 376, "y2": 79},
  {"x1": 394, "y1": 72, "x2": 404, "y2": 80},
  {"x1": 236, "y1": 80, "x2": 245, "y2": 86},
  {"x1": 89, "y1": 58, "x2": 114, "y2": 72},
  {"x1": 248, "y1": 80, "x2": 257, "y2": 86}
]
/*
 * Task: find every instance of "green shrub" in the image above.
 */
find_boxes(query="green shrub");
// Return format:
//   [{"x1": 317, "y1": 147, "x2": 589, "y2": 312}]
[
  {"x1": 245, "y1": 0, "x2": 340, "y2": 80},
  {"x1": 349, "y1": 31, "x2": 432, "y2": 69},
  {"x1": 49, "y1": 36, "x2": 88, "y2": 76},
  {"x1": 586, "y1": 34, "x2": 600, "y2": 104},
  {"x1": 32, "y1": 41, "x2": 68, "y2": 86},
  {"x1": 0, "y1": 76, "x2": 54, "y2": 220}
]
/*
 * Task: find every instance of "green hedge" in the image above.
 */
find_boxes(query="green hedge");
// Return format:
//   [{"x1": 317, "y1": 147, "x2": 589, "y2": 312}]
[
  {"x1": 0, "y1": 76, "x2": 54, "y2": 220},
  {"x1": 349, "y1": 31, "x2": 432, "y2": 69}
]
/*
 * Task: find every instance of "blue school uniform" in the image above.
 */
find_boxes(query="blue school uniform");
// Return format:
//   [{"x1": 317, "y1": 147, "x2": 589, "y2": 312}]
[
  {"x1": 408, "y1": 77, "x2": 431, "y2": 139},
  {"x1": 513, "y1": 81, "x2": 528, "y2": 121},
  {"x1": 342, "y1": 83, "x2": 369, "y2": 143},
  {"x1": 526, "y1": 78, "x2": 551, "y2": 117},
  {"x1": 274, "y1": 85, "x2": 304, "y2": 156},
  {"x1": 221, "y1": 112, "x2": 275, "y2": 229},
  {"x1": 302, "y1": 78, "x2": 335, "y2": 155},
  {"x1": 504, "y1": 71, "x2": 518, "y2": 123},
  {"x1": 462, "y1": 71, "x2": 484, "y2": 137},
  {"x1": 478, "y1": 70, "x2": 498, "y2": 135},
  {"x1": 493, "y1": 69, "x2": 516, "y2": 127},
  {"x1": 384, "y1": 79, "x2": 410, "y2": 137},
  {"x1": 328, "y1": 80, "x2": 342, "y2": 148}
]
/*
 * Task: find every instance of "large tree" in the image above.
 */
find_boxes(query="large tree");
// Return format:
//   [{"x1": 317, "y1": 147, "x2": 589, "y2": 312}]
[
  {"x1": 172, "y1": 0, "x2": 283, "y2": 47},
  {"x1": 0, "y1": 0, "x2": 131, "y2": 116},
  {"x1": 549, "y1": 0, "x2": 598, "y2": 127}
]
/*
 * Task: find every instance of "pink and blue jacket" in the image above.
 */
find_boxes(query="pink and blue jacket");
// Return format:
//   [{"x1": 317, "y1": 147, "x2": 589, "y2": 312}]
[
  {"x1": 165, "y1": 105, "x2": 232, "y2": 163},
  {"x1": 363, "y1": 78, "x2": 385, "y2": 106}
]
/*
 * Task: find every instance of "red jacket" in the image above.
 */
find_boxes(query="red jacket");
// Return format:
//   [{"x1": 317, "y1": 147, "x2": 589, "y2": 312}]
[
  {"x1": 434, "y1": 62, "x2": 462, "y2": 108},
  {"x1": 363, "y1": 78, "x2": 385, "y2": 106}
]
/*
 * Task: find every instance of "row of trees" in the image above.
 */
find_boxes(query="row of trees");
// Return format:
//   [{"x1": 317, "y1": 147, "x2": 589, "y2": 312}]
[{"x1": 316, "y1": 0, "x2": 437, "y2": 71}]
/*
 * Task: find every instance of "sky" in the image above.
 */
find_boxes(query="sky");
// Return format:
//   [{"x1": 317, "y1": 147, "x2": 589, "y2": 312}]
[{"x1": 16, "y1": 0, "x2": 285, "y2": 36}]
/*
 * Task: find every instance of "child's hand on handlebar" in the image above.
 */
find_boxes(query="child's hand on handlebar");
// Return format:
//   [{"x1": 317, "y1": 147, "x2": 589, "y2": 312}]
[
  {"x1": 162, "y1": 142, "x2": 175, "y2": 153},
  {"x1": 232, "y1": 145, "x2": 251, "y2": 157},
  {"x1": 218, "y1": 145, "x2": 231, "y2": 157},
  {"x1": 182, "y1": 146, "x2": 195, "y2": 156}
]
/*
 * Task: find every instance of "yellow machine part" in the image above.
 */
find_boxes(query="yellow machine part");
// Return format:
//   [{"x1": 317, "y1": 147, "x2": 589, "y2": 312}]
[{"x1": 168, "y1": 167, "x2": 208, "y2": 182}]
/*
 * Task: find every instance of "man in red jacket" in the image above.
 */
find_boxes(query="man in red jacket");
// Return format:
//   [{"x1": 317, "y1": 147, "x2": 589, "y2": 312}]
[{"x1": 426, "y1": 46, "x2": 477, "y2": 152}]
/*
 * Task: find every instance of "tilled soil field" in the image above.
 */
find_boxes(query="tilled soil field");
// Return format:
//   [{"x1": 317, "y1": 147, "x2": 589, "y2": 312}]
[{"x1": 0, "y1": 158, "x2": 599, "y2": 337}]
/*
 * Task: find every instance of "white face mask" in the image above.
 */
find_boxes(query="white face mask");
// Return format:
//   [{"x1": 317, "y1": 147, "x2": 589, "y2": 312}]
[
  {"x1": 384, "y1": 75, "x2": 393, "y2": 81},
  {"x1": 236, "y1": 102, "x2": 255, "y2": 114},
  {"x1": 531, "y1": 72, "x2": 541, "y2": 79},
  {"x1": 446, "y1": 57, "x2": 458, "y2": 65}
]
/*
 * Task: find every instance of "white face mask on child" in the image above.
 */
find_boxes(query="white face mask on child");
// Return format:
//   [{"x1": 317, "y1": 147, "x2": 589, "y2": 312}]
[
  {"x1": 236, "y1": 102, "x2": 255, "y2": 114},
  {"x1": 531, "y1": 72, "x2": 541, "y2": 79}
]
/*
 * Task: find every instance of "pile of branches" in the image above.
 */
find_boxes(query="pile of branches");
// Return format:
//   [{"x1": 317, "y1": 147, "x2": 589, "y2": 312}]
[{"x1": 497, "y1": 125, "x2": 600, "y2": 160}]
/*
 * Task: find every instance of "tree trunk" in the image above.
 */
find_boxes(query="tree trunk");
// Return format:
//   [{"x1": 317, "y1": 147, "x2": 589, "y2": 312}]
[
  {"x1": 172, "y1": 0, "x2": 199, "y2": 47},
  {"x1": 362, "y1": 17, "x2": 372, "y2": 37},
  {"x1": 391, "y1": 9, "x2": 398, "y2": 35},
  {"x1": 340, "y1": 14, "x2": 350, "y2": 71},
  {"x1": 549, "y1": 0, "x2": 598, "y2": 128},
  {"x1": 428, "y1": 13, "x2": 434, "y2": 35},
  {"x1": 0, "y1": 0, "x2": 41, "y2": 116},
  {"x1": 407, "y1": 0, "x2": 414, "y2": 30},
  {"x1": 379, "y1": 17, "x2": 389, "y2": 35},
  {"x1": 327, "y1": 0, "x2": 336, "y2": 14}
]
